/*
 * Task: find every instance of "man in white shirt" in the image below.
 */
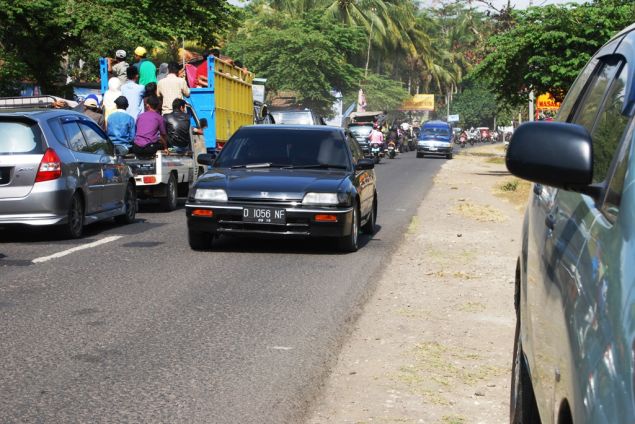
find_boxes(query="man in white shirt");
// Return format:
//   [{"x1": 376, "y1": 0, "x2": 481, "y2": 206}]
[{"x1": 157, "y1": 62, "x2": 190, "y2": 115}]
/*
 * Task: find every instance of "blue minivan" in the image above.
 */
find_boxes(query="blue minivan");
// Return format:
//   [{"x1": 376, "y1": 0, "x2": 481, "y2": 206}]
[{"x1": 416, "y1": 120, "x2": 453, "y2": 159}]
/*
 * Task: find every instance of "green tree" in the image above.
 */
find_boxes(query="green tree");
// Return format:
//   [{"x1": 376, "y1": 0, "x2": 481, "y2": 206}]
[
  {"x1": 225, "y1": 12, "x2": 366, "y2": 116},
  {"x1": 343, "y1": 73, "x2": 409, "y2": 112},
  {"x1": 472, "y1": 0, "x2": 635, "y2": 105}
]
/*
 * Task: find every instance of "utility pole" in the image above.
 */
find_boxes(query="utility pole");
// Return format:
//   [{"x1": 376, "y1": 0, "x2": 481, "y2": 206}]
[
  {"x1": 364, "y1": 9, "x2": 376, "y2": 78},
  {"x1": 529, "y1": 91, "x2": 535, "y2": 122}
]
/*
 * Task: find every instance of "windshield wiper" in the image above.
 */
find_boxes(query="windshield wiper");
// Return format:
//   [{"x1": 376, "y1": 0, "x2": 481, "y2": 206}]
[
  {"x1": 231, "y1": 162, "x2": 287, "y2": 169},
  {"x1": 284, "y1": 164, "x2": 348, "y2": 170}
]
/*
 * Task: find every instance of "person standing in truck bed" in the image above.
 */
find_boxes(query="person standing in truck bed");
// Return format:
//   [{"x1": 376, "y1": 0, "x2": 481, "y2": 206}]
[{"x1": 157, "y1": 62, "x2": 190, "y2": 115}]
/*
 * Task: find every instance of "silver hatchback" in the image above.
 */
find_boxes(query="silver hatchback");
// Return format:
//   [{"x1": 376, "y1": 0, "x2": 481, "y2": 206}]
[{"x1": 0, "y1": 103, "x2": 136, "y2": 238}]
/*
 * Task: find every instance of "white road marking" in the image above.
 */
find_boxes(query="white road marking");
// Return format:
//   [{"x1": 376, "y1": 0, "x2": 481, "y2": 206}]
[{"x1": 32, "y1": 236, "x2": 123, "y2": 264}]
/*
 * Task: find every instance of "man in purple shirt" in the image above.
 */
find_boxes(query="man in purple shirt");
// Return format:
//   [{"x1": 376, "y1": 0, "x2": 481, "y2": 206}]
[{"x1": 130, "y1": 95, "x2": 167, "y2": 156}]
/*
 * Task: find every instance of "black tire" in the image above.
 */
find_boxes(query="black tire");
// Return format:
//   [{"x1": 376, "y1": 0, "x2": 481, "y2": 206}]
[
  {"x1": 510, "y1": 318, "x2": 541, "y2": 424},
  {"x1": 160, "y1": 174, "x2": 178, "y2": 211},
  {"x1": 447, "y1": 153, "x2": 453, "y2": 159},
  {"x1": 338, "y1": 204, "x2": 359, "y2": 253},
  {"x1": 188, "y1": 229, "x2": 213, "y2": 250},
  {"x1": 361, "y1": 197, "x2": 377, "y2": 235},
  {"x1": 416, "y1": 152, "x2": 423, "y2": 158},
  {"x1": 115, "y1": 183, "x2": 137, "y2": 225},
  {"x1": 60, "y1": 193, "x2": 84, "y2": 239}
]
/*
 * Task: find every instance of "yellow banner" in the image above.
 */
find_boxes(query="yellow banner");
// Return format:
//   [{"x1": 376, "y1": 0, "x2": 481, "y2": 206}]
[{"x1": 402, "y1": 94, "x2": 435, "y2": 111}]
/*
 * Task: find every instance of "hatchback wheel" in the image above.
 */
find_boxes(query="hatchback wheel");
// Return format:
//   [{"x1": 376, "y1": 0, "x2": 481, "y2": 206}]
[
  {"x1": 510, "y1": 318, "x2": 541, "y2": 423},
  {"x1": 60, "y1": 193, "x2": 84, "y2": 239},
  {"x1": 115, "y1": 183, "x2": 137, "y2": 225}
]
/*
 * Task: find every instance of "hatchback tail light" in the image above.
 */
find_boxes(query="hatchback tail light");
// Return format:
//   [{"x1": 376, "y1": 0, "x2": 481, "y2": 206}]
[{"x1": 35, "y1": 148, "x2": 62, "y2": 182}]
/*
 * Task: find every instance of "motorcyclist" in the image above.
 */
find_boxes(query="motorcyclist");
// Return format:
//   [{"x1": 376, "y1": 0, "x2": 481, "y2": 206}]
[{"x1": 367, "y1": 123, "x2": 385, "y2": 149}]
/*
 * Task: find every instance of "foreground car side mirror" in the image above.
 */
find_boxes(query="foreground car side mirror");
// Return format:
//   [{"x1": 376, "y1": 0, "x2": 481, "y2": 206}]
[
  {"x1": 506, "y1": 121, "x2": 593, "y2": 192},
  {"x1": 197, "y1": 153, "x2": 217, "y2": 166},
  {"x1": 356, "y1": 158, "x2": 375, "y2": 170}
]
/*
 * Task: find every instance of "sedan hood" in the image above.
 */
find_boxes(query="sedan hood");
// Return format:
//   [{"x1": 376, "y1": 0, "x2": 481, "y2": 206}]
[{"x1": 196, "y1": 168, "x2": 347, "y2": 201}]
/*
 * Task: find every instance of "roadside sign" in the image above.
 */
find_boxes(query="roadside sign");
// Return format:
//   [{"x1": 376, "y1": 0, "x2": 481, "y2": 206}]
[
  {"x1": 401, "y1": 94, "x2": 434, "y2": 111},
  {"x1": 448, "y1": 114, "x2": 459, "y2": 122}
]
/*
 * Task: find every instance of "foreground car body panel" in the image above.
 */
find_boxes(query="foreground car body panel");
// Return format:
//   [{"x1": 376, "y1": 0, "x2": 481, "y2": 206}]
[{"x1": 510, "y1": 26, "x2": 635, "y2": 423}]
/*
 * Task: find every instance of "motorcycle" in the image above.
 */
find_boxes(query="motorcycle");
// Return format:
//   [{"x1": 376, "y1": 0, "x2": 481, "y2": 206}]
[
  {"x1": 387, "y1": 141, "x2": 396, "y2": 159},
  {"x1": 459, "y1": 133, "x2": 467, "y2": 148},
  {"x1": 370, "y1": 142, "x2": 383, "y2": 164}
]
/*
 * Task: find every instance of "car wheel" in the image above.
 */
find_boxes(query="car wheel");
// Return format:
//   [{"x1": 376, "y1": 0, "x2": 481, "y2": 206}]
[
  {"x1": 416, "y1": 152, "x2": 423, "y2": 158},
  {"x1": 188, "y1": 229, "x2": 213, "y2": 250},
  {"x1": 60, "y1": 193, "x2": 84, "y2": 239},
  {"x1": 115, "y1": 183, "x2": 137, "y2": 225},
  {"x1": 447, "y1": 153, "x2": 453, "y2": 159},
  {"x1": 361, "y1": 197, "x2": 377, "y2": 235},
  {"x1": 338, "y1": 205, "x2": 359, "y2": 253},
  {"x1": 160, "y1": 174, "x2": 178, "y2": 212},
  {"x1": 510, "y1": 317, "x2": 541, "y2": 424}
]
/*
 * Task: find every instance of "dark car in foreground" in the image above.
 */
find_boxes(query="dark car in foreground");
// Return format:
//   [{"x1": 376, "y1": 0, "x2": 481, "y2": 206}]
[
  {"x1": 0, "y1": 99, "x2": 136, "y2": 238},
  {"x1": 507, "y1": 24, "x2": 635, "y2": 423},
  {"x1": 186, "y1": 125, "x2": 377, "y2": 252}
]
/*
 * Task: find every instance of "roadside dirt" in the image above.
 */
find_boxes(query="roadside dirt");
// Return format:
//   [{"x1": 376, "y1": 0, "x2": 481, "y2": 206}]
[{"x1": 307, "y1": 145, "x2": 528, "y2": 424}]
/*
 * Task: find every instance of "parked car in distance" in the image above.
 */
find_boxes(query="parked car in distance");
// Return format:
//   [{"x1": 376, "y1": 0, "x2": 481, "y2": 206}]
[
  {"x1": 416, "y1": 120, "x2": 453, "y2": 159},
  {"x1": 0, "y1": 98, "x2": 137, "y2": 238},
  {"x1": 186, "y1": 125, "x2": 377, "y2": 252},
  {"x1": 507, "y1": 23, "x2": 635, "y2": 423},
  {"x1": 270, "y1": 108, "x2": 326, "y2": 125}
]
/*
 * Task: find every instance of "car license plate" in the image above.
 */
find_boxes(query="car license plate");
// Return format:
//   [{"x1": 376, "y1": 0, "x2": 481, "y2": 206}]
[
  {"x1": 243, "y1": 207, "x2": 286, "y2": 224},
  {"x1": 429, "y1": 147, "x2": 438, "y2": 151}
]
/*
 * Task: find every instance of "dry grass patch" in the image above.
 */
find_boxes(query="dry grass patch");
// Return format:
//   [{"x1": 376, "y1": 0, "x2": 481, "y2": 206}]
[
  {"x1": 486, "y1": 156, "x2": 505, "y2": 165},
  {"x1": 495, "y1": 178, "x2": 531, "y2": 210},
  {"x1": 453, "y1": 201, "x2": 507, "y2": 223}
]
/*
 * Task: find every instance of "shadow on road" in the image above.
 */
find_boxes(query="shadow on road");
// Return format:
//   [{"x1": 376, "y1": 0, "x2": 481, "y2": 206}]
[{"x1": 208, "y1": 224, "x2": 382, "y2": 255}]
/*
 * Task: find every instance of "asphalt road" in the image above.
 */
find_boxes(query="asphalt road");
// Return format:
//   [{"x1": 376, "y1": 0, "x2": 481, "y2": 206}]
[{"x1": 0, "y1": 150, "x2": 445, "y2": 423}]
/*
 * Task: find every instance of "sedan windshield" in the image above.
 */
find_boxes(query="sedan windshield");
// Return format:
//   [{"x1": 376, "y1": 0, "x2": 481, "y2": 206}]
[
  {"x1": 421, "y1": 128, "x2": 450, "y2": 137},
  {"x1": 215, "y1": 129, "x2": 351, "y2": 169}
]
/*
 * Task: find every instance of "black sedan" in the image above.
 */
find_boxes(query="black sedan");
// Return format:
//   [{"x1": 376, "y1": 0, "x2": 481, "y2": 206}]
[{"x1": 185, "y1": 125, "x2": 377, "y2": 252}]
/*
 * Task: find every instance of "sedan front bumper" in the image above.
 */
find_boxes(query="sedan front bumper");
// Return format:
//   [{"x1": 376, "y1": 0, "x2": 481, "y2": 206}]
[
  {"x1": 186, "y1": 203, "x2": 354, "y2": 238},
  {"x1": 417, "y1": 145, "x2": 453, "y2": 155}
]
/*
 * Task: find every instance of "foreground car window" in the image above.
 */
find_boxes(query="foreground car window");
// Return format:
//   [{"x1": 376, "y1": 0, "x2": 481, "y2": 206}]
[
  {"x1": 215, "y1": 129, "x2": 350, "y2": 169},
  {"x1": 0, "y1": 120, "x2": 42, "y2": 155}
]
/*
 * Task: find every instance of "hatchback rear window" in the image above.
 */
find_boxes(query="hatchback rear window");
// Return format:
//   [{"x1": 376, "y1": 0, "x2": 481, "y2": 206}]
[{"x1": 0, "y1": 120, "x2": 43, "y2": 155}]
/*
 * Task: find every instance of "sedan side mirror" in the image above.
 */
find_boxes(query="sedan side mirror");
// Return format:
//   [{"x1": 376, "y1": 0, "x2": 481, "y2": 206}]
[
  {"x1": 506, "y1": 121, "x2": 593, "y2": 192},
  {"x1": 197, "y1": 153, "x2": 217, "y2": 166},
  {"x1": 355, "y1": 158, "x2": 375, "y2": 170}
]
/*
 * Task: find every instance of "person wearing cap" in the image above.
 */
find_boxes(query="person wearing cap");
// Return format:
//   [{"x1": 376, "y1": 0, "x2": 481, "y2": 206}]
[
  {"x1": 82, "y1": 95, "x2": 105, "y2": 130},
  {"x1": 133, "y1": 46, "x2": 157, "y2": 86},
  {"x1": 106, "y1": 96, "x2": 136, "y2": 155},
  {"x1": 109, "y1": 50, "x2": 129, "y2": 85}
]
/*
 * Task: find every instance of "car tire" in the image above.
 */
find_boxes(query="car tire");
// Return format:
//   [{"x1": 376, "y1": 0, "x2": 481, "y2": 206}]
[
  {"x1": 115, "y1": 183, "x2": 137, "y2": 225},
  {"x1": 361, "y1": 197, "x2": 377, "y2": 235},
  {"x1": 416, "y1": 152, "x2": 423, "y2": 158},
  {"x1": 160, "y1": 174, "x2": 178, "y2": 212},
  {"x1": 189, "y1": 229, "x2": 213, "y2": 250},
  {"x1": 338, "y1": 205, "x2": 359, "y2": 253},
  {"x1": 60, "y1": 193, "x2": 84, "y2": 239},
  {"x1": 447, "y1": 153, "x2": 453, "y2": 159},
  {"x1": 510, "y1": 317, "x2": 541, "y2": 424}
]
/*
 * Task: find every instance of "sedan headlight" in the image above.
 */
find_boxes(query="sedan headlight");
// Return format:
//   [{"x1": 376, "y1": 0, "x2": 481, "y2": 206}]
[
  {"x1": 302, "y1": 192, "x2": 340, "y2": 206},
  {"x1": 194, "y1": 188, "x2": 228, "y2": 202}
]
